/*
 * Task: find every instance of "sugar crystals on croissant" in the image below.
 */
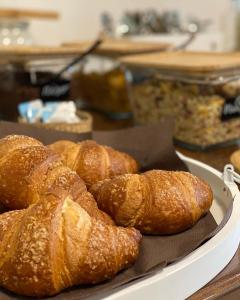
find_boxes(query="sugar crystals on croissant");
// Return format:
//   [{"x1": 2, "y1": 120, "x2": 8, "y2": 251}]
[
  {"x1": 0, "y1": 191, "x2": 141, "y2": 297},
  {"x1": 0, "y1": 135, "x2": 113, "y2": 224},
  {"x1": 90, "y1": 170, "x2": 213, "y2": 234},
  {"x1": 49, "y1": 139, "x2": 138, "y2": 187}
]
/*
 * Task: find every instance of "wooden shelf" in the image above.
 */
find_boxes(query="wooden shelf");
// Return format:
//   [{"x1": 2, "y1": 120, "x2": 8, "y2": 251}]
[{"x1": 0, "y1": 8, "x2": 59, "y2": 20}]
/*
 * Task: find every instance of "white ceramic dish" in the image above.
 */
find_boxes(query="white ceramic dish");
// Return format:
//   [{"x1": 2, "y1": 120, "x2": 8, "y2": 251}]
[{"x1": 106, "y1": 153, "x2": 240, "y2": 300}]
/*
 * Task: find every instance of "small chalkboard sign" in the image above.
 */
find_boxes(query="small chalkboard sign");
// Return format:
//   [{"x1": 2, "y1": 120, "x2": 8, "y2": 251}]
[
  {"x1": 40, "y1": 78, "x2": 70, "y2": 101},
  {"x1": 221, "y1": 96, "x2": 240, "y2": 121},
  {"x1": 38, "y1": 39, "x2": 102, "y2": 101}
]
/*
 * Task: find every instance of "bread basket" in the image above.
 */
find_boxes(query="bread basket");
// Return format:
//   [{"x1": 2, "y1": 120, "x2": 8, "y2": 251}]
[{"x1": 18, "y1": 110, "x2": 92, "y2": 133}]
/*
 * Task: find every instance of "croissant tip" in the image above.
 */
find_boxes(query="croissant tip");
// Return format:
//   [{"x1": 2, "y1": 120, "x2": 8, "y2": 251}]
[
  {"x1": 131, "y1": 228, "x2": 142, "y2": 243},
  {"x1": 230, "y1": 150, "x2": 240, "y2": 170}
]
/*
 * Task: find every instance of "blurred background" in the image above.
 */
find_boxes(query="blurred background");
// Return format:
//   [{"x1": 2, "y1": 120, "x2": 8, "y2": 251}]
[
  {"x1": 0, "y1": 0, "x2": 238, "y2": 51},
  {"x1": 2, "y1": 0, "x2": 240, "y2": 151}
]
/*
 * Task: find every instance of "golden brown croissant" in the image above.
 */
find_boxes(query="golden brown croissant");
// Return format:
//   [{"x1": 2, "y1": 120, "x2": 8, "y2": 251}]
[
  {"x1": 0, "y1": 191, "x2": 141, "y2": 297},
  {"x1": 230, "y1": 149, "x2": 240, "y2": 171},
  {"x1": 49, "y1": 139, "x2": 138, "y2": 187},
  {"x1": 0, "y1": 135, "x2": 113, "y2": 224},
  {"x1": 90, "y1": 170, "x2": 213, "y2": 234}
]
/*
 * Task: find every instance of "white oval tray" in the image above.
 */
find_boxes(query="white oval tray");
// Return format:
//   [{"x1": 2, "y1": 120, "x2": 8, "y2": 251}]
[{"x1": 106, "y1": 153, "x2": 240, "y2": 300}]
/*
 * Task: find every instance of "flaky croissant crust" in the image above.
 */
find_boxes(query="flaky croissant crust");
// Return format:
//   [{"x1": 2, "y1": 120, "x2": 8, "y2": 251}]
[
  {"x1": 0, "y1": 135, "x2": 113, "y2": 224},
  {"x1": 230, "y1": 149, "x2": 240, "y2": 171},
  {"x1": 90, "y1": 170, "x2": 213, "y2": 234},
  {"x1": 0, "y1": 191, "x2": 141, "y2": 297},
  {"x1": 49, "y1": 140, "x2": 138, "y2": 187}
]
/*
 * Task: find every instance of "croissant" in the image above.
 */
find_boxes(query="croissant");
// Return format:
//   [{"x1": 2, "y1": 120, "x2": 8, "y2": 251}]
[
  {"x1": 0, "y1": 135, "x2": 113, "y2": 224},
  {"x1": 90, "y1": 170, "x2": 213, "y2": 234},
  {"x1": 49, "y1": 140, "x2": 138, "y2": 187},
  {"x1": 230, "y1": 149, "x2": 240, "y2": 171},
  {"x1": 0, "y1": 191, "x2": 141, "y2": 297}
]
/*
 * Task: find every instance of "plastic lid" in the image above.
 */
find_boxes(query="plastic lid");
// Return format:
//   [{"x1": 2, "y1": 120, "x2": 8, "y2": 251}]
[
  {"x1": 120, "y1": 51, "x2": 240, "y2": 75},
  {"x1": 62, "y1": 38, "x2": 171, "y2": 57}
]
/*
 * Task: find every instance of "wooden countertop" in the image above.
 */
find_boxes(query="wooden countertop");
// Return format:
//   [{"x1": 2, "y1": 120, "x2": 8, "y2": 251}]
[{"x1": 178, "y1": 146, "x2": 238, "y2": 172}]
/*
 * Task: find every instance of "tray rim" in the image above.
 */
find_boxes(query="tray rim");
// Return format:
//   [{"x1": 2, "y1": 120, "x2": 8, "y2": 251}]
[{"x1": 106, "y1": 153, "x2": 240, "y2": 300}]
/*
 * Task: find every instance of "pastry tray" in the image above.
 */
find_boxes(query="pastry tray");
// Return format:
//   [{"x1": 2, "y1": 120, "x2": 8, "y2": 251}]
[{"x1": 106, "y1": 153, "x2": 240, "y2": 300}]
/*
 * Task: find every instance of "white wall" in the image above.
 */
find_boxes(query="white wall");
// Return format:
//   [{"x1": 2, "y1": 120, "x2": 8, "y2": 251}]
[{"x1": 0, "y1": 0, "x2": 234, "y2": 45}]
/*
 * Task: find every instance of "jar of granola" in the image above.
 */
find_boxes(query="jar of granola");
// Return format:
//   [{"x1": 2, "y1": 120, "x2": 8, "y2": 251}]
[{"x1": 121, "y1": 51, "x2": 240, "y2": 150}]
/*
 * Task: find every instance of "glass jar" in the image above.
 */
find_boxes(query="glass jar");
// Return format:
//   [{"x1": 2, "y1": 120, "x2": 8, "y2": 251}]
[
  {"x1": 71, "y1": 54, "x2": 131, "y2": 119},
  {"x1": 0, "y1": 19, "x2": 33, "y2": 46},
  {"x1": 122, "y1": 52, "x2": 240, "y2": 150},
  {"x1": 68, "y1": 39, "x2": 170, "y2": 120},
  {"x1": 0, "y1": 57, "x2": 75, "y2": 121}
]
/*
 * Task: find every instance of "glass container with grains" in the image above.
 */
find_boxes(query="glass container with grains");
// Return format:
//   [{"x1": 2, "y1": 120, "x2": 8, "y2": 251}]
[{"x1": 121, "y1": 51, "x2": 240, "y2": 150}]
